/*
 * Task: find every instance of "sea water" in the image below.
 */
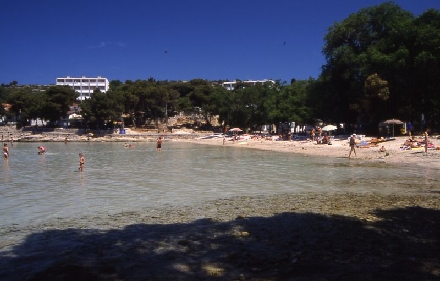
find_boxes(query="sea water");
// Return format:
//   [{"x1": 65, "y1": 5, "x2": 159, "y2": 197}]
[{"x1": 1, "y1": 141, "x2": 439, "y2": 229}]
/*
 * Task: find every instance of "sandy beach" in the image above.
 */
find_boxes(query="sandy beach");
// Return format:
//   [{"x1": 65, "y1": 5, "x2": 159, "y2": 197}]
[
  {"x1": 1, "y1": 130, "x2": 440, "y2": 280},
  {"x1": 183, "y1": 134, "x2": 440, "y2": 169}
]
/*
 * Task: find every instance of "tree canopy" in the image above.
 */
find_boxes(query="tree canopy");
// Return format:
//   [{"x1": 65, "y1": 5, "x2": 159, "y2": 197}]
[{"x1": 319, "y1": 1, "x2": 440, "y2": 133}]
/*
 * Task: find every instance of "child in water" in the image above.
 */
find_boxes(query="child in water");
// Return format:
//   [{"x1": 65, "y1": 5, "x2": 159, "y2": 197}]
[
  {"x1": 38, "y1": 146, "x2": 46, "y2": 154},
  {"x1": 78, "y1": 153, "x2": 85, "y2": 172}
]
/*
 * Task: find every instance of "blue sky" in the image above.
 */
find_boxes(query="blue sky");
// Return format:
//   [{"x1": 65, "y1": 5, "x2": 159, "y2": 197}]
[{"x1": 1, "y1": 0, "x2": 438, "y2": 85}]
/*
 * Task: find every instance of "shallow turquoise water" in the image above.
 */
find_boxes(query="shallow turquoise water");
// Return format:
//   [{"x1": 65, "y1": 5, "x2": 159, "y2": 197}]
[{"x1": 1, "y1": 141, "x2": 439, "y2": 228}]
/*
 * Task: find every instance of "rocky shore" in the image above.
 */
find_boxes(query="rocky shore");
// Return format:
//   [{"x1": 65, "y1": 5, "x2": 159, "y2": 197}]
[
  {"x1": 1, "y1": 193, "x2": 439, "y2": 280},
  {"x1": 1, "y1": 128, "x2": 200, "y2": 143}
]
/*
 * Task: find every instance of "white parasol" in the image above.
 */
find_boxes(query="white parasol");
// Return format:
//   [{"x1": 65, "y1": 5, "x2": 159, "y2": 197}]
[{"x1": 321, "y1": 125, "x2": 337, "y2": 131}]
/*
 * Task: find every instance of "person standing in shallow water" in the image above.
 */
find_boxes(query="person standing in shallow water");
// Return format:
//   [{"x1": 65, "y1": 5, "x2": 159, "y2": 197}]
[
  {"x1": 3, "y1": 143, "x2": 9, "y2": 160},
  {"x1": 78, "y1": 153, "x2": 85, "y2": 171},
  {"x1": 156, "y1": 137, "x2": 162, "y2": 152}
]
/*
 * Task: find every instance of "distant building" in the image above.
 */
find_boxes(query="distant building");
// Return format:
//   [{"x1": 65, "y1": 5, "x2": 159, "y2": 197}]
[
  {"x1": 221, "y1": 79, "x2": 274, "y2": 91},
  {"x1": 56, "y1": 76, "x2": 109, "y2": 100}
]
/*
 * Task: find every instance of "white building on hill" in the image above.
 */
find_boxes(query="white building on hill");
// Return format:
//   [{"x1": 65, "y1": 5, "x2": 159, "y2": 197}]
[
  {"x1": 221, "y1": 79, "x2": 274, "y2": 91},
  {"x1": 56, "y1": 76, "x2": 109, "y2": 100}
]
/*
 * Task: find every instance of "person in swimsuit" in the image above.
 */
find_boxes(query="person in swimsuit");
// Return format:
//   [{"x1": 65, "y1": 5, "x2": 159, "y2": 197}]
[
  {"x1": 78, "y1": 153, "x2": 85, "y2": 171},
  {"x1": 349, "y1": 134, "x2": 357, "y2": 159},
  {"x1": 3, "y1": 143, "x2": 9, "y2": 160},
  {"x1": 156, "y1": 137, "x2": 162, "y2": 152},
  {"x1": 38, "y1": 146, "x2": 46, "y2": 154}
]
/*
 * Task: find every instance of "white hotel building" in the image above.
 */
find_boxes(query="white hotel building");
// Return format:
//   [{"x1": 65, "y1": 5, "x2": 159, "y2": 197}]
[
  {"x1": 56, "y1": 76, "x2": 109, "y2": 100},
  {"x1": 221, "y1": 79, "x2": 274, "y2": 91}
]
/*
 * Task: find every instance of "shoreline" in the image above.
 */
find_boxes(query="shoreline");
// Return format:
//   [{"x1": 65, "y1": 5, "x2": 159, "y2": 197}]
[{"x1": 4, "y1": 128, "x2": 440, "y2": 167}]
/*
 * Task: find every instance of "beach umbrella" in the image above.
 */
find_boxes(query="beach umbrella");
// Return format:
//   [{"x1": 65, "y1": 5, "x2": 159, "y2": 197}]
[
  {"x1": 229, "y1": 128, "x2": 243, "y2": 132},
  {"x1": 383, "y1": 119, "x2": 404, "y2": 125},
  {"x1": 321, "y1": 125, "x2": 337, "y2": 136},
  {"x1": 321, "y1": 125, "x2": 337, "y2": 131},
  {"x1": 382, "y1": 119, "x2": 403, "y2": 137}
]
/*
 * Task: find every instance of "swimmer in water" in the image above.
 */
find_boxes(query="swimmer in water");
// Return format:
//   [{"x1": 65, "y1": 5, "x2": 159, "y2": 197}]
[{"x1": 38, "y1": 146, "x2": 46, "y2": 155}]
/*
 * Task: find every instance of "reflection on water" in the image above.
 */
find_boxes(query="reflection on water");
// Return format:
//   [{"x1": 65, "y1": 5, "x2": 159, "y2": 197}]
[{"x1": 0, "y1": 141, "x2": 438, "y2": 228}]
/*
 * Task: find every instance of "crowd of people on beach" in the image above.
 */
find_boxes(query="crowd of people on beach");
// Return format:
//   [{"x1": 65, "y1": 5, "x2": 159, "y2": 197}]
[
  {"x1": 400, "y1": 131, "x2": 435, "y2": 152},
  {"x1": 219, "y1": 125, "x2": 439, "y2": 160}
]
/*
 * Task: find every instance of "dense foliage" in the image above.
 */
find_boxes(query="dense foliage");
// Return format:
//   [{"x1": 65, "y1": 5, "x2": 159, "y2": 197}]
[
  {"x1": 1, "y1": 2, "x2": 439, "y2": 134},
  {"x1": 1, "y1": 85, "x2": 78, "y2": 127},
  {"x1": 312, "y1": 2, "x2": 440, "y2": 133}
]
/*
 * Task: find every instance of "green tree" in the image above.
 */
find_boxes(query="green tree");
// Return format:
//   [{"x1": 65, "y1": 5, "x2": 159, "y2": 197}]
[
  {"x1": 41, "y1": 85, "x2": 78, "y2": 123},
  {"x1": 80, "y1": 89, "x2": 123, "y2": 129},
  {"x1": 411, "y1": 9, "x2": 440, "y2": 130},
  {"x1": 212, "y1": 80, "x2": 275, "y2": 130},
  {"x1": 360, "y1": 73, "x2": 390, "y2": 126},
  {"x1": 278, "y1": 79, "x2": 312, "y2": 126},
  {"x1": 262, "y1": 80, "x2": 312, "y2": 132},
  {"x1": 0, "y1": 85, "x2": 9, "y2": 117},
  {"x1": 209, "y1": 85, "x2": 231, "y2": 130},
  {"x1": 123, "y1": 80, "x2": 143, "y2": 127},
  {"x1": 321, "y1": 2, "x2": 414, "y2": 133},
  {"x1": 109, "y1": 79, "x2": 123, "y2": 91},
  {"x1": 187, "y1": 79, "x2": 215, "y2": 126},
  {"x1": 7, "y1": 87, "x2": 32, "y2": 126}
]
